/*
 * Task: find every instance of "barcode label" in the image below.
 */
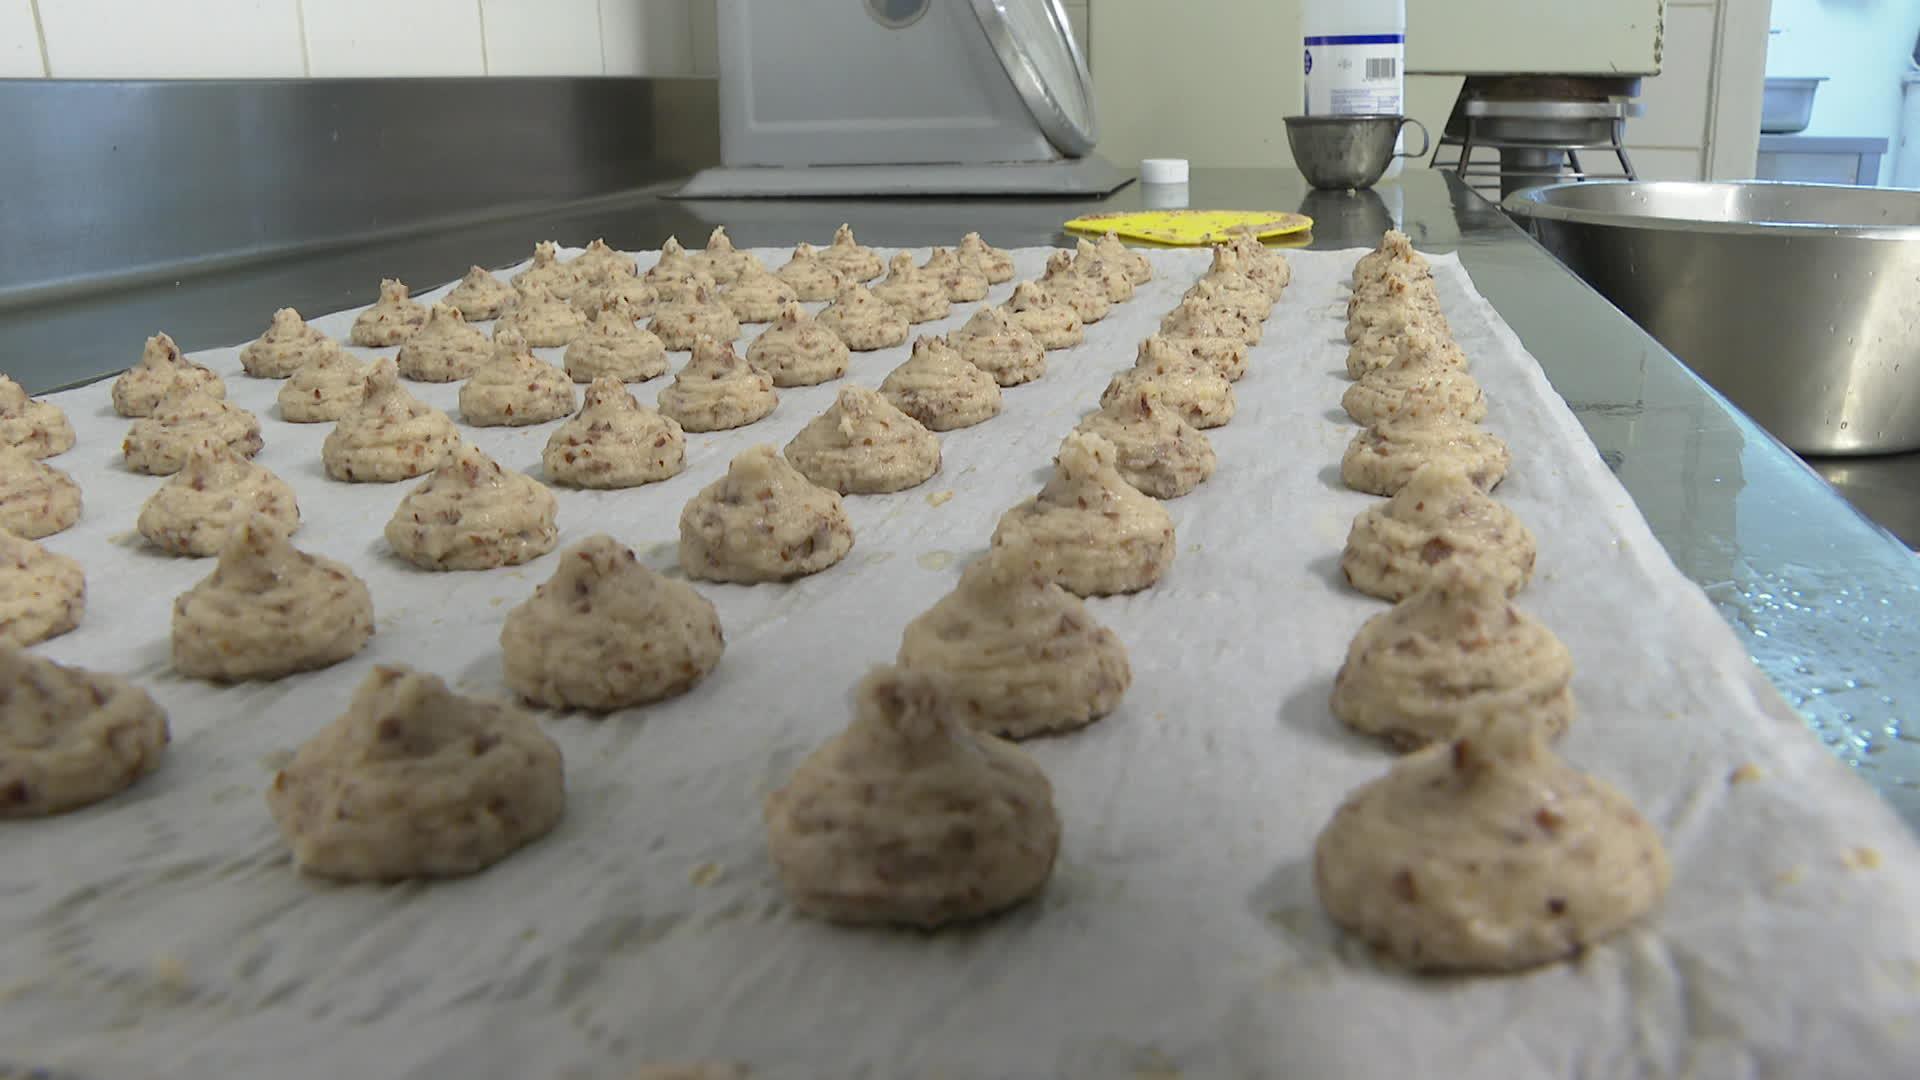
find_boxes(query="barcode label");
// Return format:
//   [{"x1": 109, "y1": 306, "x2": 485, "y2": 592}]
[{"x1": 1365, "y1": 57, "x2": 1397, "y2": 80}]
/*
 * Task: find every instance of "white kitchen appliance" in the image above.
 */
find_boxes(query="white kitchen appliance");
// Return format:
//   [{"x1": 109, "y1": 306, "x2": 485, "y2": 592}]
[{"x1": 675, "y1": 0, "x2": 1128, "y2": 198}]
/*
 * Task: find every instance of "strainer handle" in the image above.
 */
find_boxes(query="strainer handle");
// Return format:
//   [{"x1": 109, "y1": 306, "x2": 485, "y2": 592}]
[{"x1": 1394, "y1": 117, "x2": 1431, "y2": 159}]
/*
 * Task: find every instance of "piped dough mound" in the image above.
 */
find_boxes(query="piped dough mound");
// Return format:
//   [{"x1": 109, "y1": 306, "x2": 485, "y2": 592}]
[
  {"x1": 1038, "y1": 251, "x2": 1110, "y2": 324},
  {"x1": 1100, "y1": 338, "x2": 1236, "y2": 430},
  {"x1": 1347, "y1": 272, "x2": 1445, "y2": 346},
  {"x1": 1074, "y1": 387, "x2": 1216, "y2": 499},
  {"x1": 678, "y1": 445, "x2": 853, "y2": 584},
  {"x1": 1343, "y1": 337, "x2": 1487, "y2": 426},
  {"x1": 459, "y1": 332, "x2": 577, "y2": 426},
  {"x1": 500, "y1": 534, "x2": 725, "y2": 711},
  {"x1": 763, "y1": 664, "x2": 1060, "y2": 927},
  {"x1": 816, "y1": 223, "x2": 883, "y2": 283},
  {"x1": 112, "y1": 333, "x2": 225, "y2": 418},
  {"x1": 123, "y1": 389, "x2": 262, "y2": 476},
  {"x1": 266, "y1": 664, "x2": 565, "y2": 881},
  {"x1": 1145, "y1": 325, "x2": 1247, "y2": 383},
  {"x1": 543, "y1": 377, "x2": 686, "y2": 489},
  {"x1": 1342, "y1": 416, "x2": 1510, "y2": 497},
  {"x1": 643, "y1": 236, "x2": 701, "y2": 288},
  {"x1": 880, "y1": 335, "x2": 1003, "y2": 431},
  {"x1": 648, "y1": 277, "x2": 740, "y2": 351},
  {"x1": 171, "y1": 516, "x2": 374, "y2": 683},
  {"x1": 385, "y1": 443, "x2": 559, "y2": 571},
  {"x1": 817, "y1": 282, "x2": 909, "y2": 352},
  {"x1": 1343, "y1": 463, "x2": 1537, "y2": 603},
  {"x1": 1162, "y1": 293, "x2": 1261, "y2": 346},
  {"x1": 514, "y1": 240, "x2": 588, "y2": 301},
  {"x1": 1094, "y1": 230, "x2": 1151, "y2": 285},
  {"x1": 775, "y1": 242, "x2": 846, "y2": 301},
  {"x1": 1223, "y1": 232, "x2": 1291, "y2": 297},
  {"x1": 1199, "y1": 244, "x2": 1280, "y2": 314},
  {"x1": 577, "y1": 273, "x2": 658, "y2": 319},
  {"x1": 0, "y1": 648, "x2": 168, "y2": 818},
  {"x1": 785, "y1": 386, "x2": 941, "y2": 495},
  {"x1": 656, "y1": 335, "x2": 778, "y2": 433},
  {"x1": 1332, "y1": 571, "x2": 1573, "y2": 750},
  {"x1": 1352, "y1": 229, "x2": 1431, "y2": 289},
  {"x1": 350, "y1": 278, "x2": 428, "y2": 347},
  {"x1": 573, "y1": 237, "x2": 639, "y2": 284},
  {"x1": 445, "y1": 265, "x2": 516, "y2": 321},
  {"x1": 745, "y1": 303, "x2": 850, "y2": 387},
  {"x1": 278, "y1": 349, "x2": 371, "y2": 423},
  {"x1": 0, "y1": 528, "x2": 84, "y2": 648},
  {"x1": 949, "y1": 306, "x2": 1045, "y2": 387},
  {"x1": 563, "y1": 303, "x2": 668, "y2": 383},
  {"x1": 138, "y1": 440, "x2": 300, "y2": 557},
  {"x1": 1314, "y1": 712, "x2": 1669, "y2": 972},
  {"x1": 241, "y1": 308, "x2": 340, "y2": 378},
  {"x1": 396, "y1": 303, "x2": 490, "y2": 383},
  {"x1": 721, "y1": 260, "x2": 799, "y2": 324},
  {"x1": 321, "y1": 359, "x2": 460, "y2": 482},
  {"x1": 0, "y1": 375, "x2": 75, "y2": 459},
  {"x1": 1186, "y1": 265, "x2": 1272, "y2": 323},
  {"x1": 990, "y1": 431, "x2": 1175, "y2": 597},
  {"x1": 1069, "y1": 238, "x2": 1136, "y2": 303},
  {"x1": 0, "y1": 449, "x2": 81, "y2": 539},
  {"x1": 959, "y1": 231, "x2": 1017, "y2": 284},
  {"x1": 695, "y1": 226, "x2": 760, "y2": 285},
  {"x1": 1003, "y1": 281, "x2": 1083, "y2": 349},
  {"x1": 922, "y1": 246, "x2": 990, "y2": 302},
  {"x1": 1348, "y1": 319, "x2": 1468, "y2": 381},
  {"x1": 498, "y1": 281, "x2": 588, "y2": 348},
  {"x1": 871, "y1": 252, "x2": 952, "y2": 324},
  {"x1": 897, "y1": 543, "x2": 1130, "y2": 739}
]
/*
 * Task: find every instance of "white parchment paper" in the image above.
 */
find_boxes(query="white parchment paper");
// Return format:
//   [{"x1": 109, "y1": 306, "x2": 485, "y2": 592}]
[{"x1": 4, "y1": 246, "x2": 1918, "y2": 1080}]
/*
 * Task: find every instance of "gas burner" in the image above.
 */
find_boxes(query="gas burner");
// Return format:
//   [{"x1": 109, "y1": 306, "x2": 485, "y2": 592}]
[{"x1": 1433, "y1": 76, "x2": 1644, "y2": 200}]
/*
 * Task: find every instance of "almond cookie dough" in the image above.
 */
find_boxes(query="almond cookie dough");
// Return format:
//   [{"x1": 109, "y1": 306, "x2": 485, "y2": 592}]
[
  {"x1": 0, "y1": 375, "x2": 75, "y2": 459},
  {"x1": 172, "y1": 516, "x2": 374, "y2": 682},
  {"x1": 1224, "y1": 232, "x2": 1292, "y2": 297},
  {"x1": 1038, "y1": 252, "x2": 1110, "y2": 324},
  {"x1": 897, "y1": 542, "x2": 1131, "y2": 739},
  {"x1": 785, "y1": 386, "x2": 941, "y2": 495},
  {"x1": 514, "y1": 240, "x2": 588, "y2": 301},
  {"x1": 0, "y1": 648, "x2": 168, "y2": 818},
  {"x1": 1347, "y1": 318, "x2": 1468, "y2": 381},
  {"x1": 745, "y1": 303, "x2": 851, "y2": 387},
  {"x1": 958, "y1": 231, "x2": 1017, "y2": 284},
  {"x1": 817, "y1": 282, "x2": 910, "y2": 352},
  {"x1": 1094, "y1": 230, "x2": 1151, "y2": 285},
  {"x1": 112, "y1": 333, "x2": 225, "y2": 418},
  {"x1": 648, "y1": 278, "x2": 740, "y2": 351},
  {"x1": 1347, "y1": 273, "x2": 1445, "y2": 346},
  {"x1": 991, "y1": 431, "x2": 1175, "y2": 596},
  {"x1": 1099, "y1": 339, "x2": 1236, "y2": 430},
  {"x1": 267, "y1": 664, "x2": 565, "y2": 881},
  {"x1": 138, "y1": 440, "x2": 300, "y2": 557},
  {"x1": 1074, "y1": 387, "x2": 1216, "y2": 499},
  {"x1": 764, "y1": 664, "x2": 1060, "y2": 927},
  {"x1": 350, "y1": 279, "x2": 429, "y2": 347},
  {"x1": 278, "y1": 349, "x2": 372, "y2": 423},
  {"x1": 123, "y1": 389, "x2": 262, "y2": 476},
  {"x1": 1314, "y1": 711, "x2": 1669, "y2": 972},
  {"x1": 241, "y1": 308, "x2": 340, "y2": 378},
  {"x1": 656, "y1": 335, "x2": 778, "y2": 432},
  {"x1": 694, "y1": 226, "x2": 760, "y2": 285},
  {"x1": 386, "y1": 443, "x2": 559, "y2": 571},
  {"x1": 880, "y1": 335, "x2": 1002, "y2": 431},
  {"x1": 678, "y1": 445, "x2": 853, "y2": 584},
  {"x1": 578, "y1": 273, "x2": 659, "y2": 319},
  {"x1": 0, "y1": 528, "x2": 84, "y2": 647},
  {"x1": 498, "y1": 281, "x2": 589, "y2": 348},
  {"x1": 922, "y1": 246, "x2": 990, "y2": 302},
  {"x1": 949, "y1": 306, "x2": 1045, "y2": 386},
  {"x1": 1342, "y1": 416, "x2": 1511, "y2": 496},
  {"x1": 1186, "y1": 266, "x2": 1272, "y2": 323},
  {"x1": 573, "y1": 237, "x2": 639, "y2": 284},
  {"x1": 775, "y1": 242, "x2": 846, "y2": 301},
  {"x1": 1352, "y1": 229, "x2": 1430, "y2": 289},
  {"x1": 1343, "y1": 463, "x2": 1537, "y2": 604},
  {"x1": 817, "y1": 223, "x2": 883, "y2": 283},
  {"x1": 1343, "y1": 344, "x2": 1487, "y2": 426},
  {"x1": 720, "y1": 260, "x2": 799, "y2": 324},
  {"x1": 1147, "y1": 324, "x2": 1248, "y2": 383},
  {"x1": 1333, "y1": 571, "x2": 1573, "y2": 750},
  {"x1": 321, "y1": 359, "x2": 460, "y2": 483},
  {"x1": 564, "y1": 303, "x2": 668, "y2": 383},
  {"x1": 0, "y1": 449, "x2": 81, "y2": 539},
  {"x1": 1003, "y1": 281, "x2": 1083, "y2": 349},
  {"x1": 445, "y1": 265, "x2": 516, "y2": 320},
  {"x1": 1069, "y1": 238, "x2": 1136, "y2": 303},
  {"x1": 644, "y1": 236, "x2": 701, "y2": 288},
  {"x1": 1163, "y1": 291, "x2": 1261, "y2": 346},
  {"x1": 395, "y1": 303, "x2": 490, "y2": 383},
  {"x1": 500, "y1": 534, "x2": 725, "y2": 711},
  {"x1": 543, "y1": 377, "x2": 686, "y2": 489},
  {"x1": 459, "y1": 332, "x2": 577, "y2": 426},
  {"x1": 871, "y1": 252, "x2": 952, "y2": 324}
]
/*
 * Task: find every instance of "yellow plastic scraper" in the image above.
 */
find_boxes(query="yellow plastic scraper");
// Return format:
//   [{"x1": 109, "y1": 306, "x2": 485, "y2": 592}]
[{"x1": 1063, "y1": 209, "x2": 1313, "y2": 247}]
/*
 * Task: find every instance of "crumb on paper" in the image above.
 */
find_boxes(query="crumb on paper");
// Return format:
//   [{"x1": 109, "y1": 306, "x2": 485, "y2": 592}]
[
  {"x1": 1844, "y1": 846, "x2": 1883, "y2": 871},
  {"x1": 489, "y1": 596, "x2": 506, "y2": 607},
  {"x1": 1729, "y1": 763, "x2": 1765, "y2": 784},
  {"x1": 150, "y1": 952, "x2": 187, "y2": 988},
  {"x1": 925, "y1": 489, "x2": 955, "y2": 508},
  {"x1": 1775, "y1": 865, "x2": 1805, "y2": 887},
  {"x1": 259, "y1": 749, "x2": 294, "y2": 771},
  {"x1": 690, "y1": 862, "x2": 724, "y2": 887}
]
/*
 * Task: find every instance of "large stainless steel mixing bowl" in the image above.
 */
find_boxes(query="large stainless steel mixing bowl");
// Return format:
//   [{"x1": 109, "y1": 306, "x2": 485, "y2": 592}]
[{"x1": 1503, "y1": 180, "x2": 1920, "y2": 455}]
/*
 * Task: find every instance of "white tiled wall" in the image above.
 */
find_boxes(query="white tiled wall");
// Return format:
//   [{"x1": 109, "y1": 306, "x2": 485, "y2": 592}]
[{"x1": 14, "y1": 0, "x2": 718, "y2": 78}]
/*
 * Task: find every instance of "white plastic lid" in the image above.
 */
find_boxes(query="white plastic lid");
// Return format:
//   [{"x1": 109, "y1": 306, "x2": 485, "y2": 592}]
[{"x1": 1140, "y1": 157, "x2": 1190, "y2": 184}]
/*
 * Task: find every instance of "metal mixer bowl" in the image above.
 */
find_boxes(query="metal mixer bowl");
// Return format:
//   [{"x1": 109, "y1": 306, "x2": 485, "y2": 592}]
[{"x1": 1504, "y1": 180, "x2": 1920, "y2": 455}]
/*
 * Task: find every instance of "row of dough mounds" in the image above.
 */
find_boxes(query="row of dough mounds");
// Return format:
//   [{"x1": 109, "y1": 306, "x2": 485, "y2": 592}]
[{"x1": 1312, "y1": 231, "x2": 1670, "y2": 974}]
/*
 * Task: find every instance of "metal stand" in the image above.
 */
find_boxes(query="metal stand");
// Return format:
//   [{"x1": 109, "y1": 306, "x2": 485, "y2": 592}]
[{"x1": 1432, "y1": 89, "x2": 1640, "y2": 200}]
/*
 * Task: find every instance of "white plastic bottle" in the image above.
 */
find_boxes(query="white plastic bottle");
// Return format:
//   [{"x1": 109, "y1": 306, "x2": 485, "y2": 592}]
[{"x1": 1302, "y1": 0, "x2": 1407, "y2": 176}]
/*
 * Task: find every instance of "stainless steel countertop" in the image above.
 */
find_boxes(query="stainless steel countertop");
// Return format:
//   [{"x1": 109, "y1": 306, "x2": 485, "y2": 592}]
[{"x1": 3, "y1": 168, "x2": 1916, "y2": 826}]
